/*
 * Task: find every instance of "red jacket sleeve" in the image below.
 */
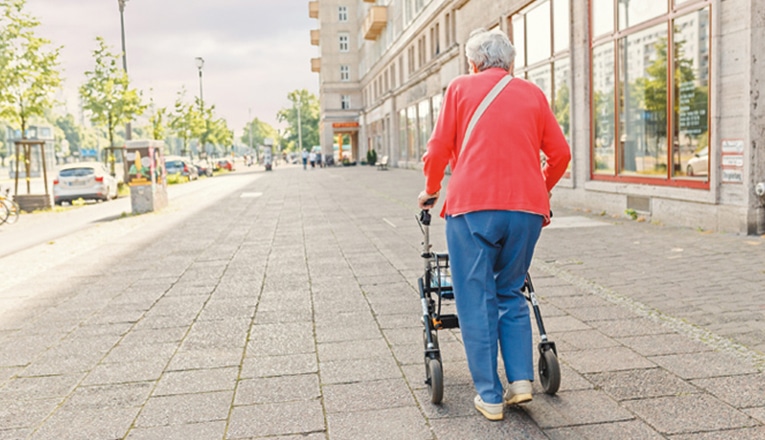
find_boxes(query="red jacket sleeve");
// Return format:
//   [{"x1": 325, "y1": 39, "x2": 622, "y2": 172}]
[{"x1": 539, "y1": 102, "x2": 571, "y2": 192}]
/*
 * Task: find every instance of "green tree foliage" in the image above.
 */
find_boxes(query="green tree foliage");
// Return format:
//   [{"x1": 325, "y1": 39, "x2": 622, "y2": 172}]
[
  {"x1": 169, "y1": 88, "x2": 203, "y2": 159},
  {"x1": 79, "y1": 36, "x2": 145, "y2": 148},
  {"x1": 54, "y1": 113, "x2": 82, "y2": 154},
  {"x1": 0, "y1": 0, "x2": 62, "y2": 138},
  {"x1": 205, "y1": 115, "x2": 233, "y2": 156},
  {"x1": 145, "y1": 94, "x2": 167, "y2": 141},
  {"x1": 277, "y1": 89, "x2": 319, "y2": 152},
  {"x1": 240, "y1": 117, "x2": 278, "y2": 151}
]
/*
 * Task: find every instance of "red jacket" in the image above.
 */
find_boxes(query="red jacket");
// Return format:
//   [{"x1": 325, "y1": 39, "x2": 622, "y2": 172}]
[{"x1": 423, "y1": 68, "x2": 571, "y2": 224}]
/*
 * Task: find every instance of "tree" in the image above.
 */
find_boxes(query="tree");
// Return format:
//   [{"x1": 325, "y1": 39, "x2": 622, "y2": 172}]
[
  {"x1": 0, "y1": 0, "x2": 62, "y2": 139},
  {"x1": 277, "y1": 89, "x2": 319, "y2": 152},
  {"x1": 241, "y1": 117, "x2": 278, "y2": 155},
  {"x1": 169, "y1": 88, "x2": 203, "y2": 159},
  {"x1": 79, "y1": 36, "x2": 145, "y2": 149},
  {"x1": 54, "y1": 113, "x2": 82, "y2": 156},
  {"x1": 145, "y1": 94, "x2": 167, "y2": 141}
]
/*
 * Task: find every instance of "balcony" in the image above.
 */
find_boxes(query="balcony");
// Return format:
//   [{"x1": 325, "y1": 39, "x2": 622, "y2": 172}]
[
  {"x1": 311, "y1": 57, "x2": 321, "y2": 73},
  {"x1": 363, "y1": 6, "x2": 387, "y2": 40},
  {"x1": 309, "y1": 1, "x2": 318, "y2": 19},
  {"x1": 310, "y1": 29, "x2": 319, "y2": 46}
]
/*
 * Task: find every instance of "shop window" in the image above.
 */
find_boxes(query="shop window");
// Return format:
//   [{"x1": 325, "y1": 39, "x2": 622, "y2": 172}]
[{"x1": 590, "y1": 1, "x2": 711, "y2": 185}]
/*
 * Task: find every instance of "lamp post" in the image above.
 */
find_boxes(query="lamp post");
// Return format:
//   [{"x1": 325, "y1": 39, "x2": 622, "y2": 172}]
[
  {"x1": 195, "y1": 57, "x2": 205, "y2": 160},
  {"x1": 118, "y1": 0, "x2": 130, "y2": 141},
  {"x1": 296, "y1": 95, "x2": 303, "y2": 153}
]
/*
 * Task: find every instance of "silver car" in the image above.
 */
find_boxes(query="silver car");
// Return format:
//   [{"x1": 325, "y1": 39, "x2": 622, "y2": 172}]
[{"x1": 53, "y1": 162, "x2": 119, "y2": 205}]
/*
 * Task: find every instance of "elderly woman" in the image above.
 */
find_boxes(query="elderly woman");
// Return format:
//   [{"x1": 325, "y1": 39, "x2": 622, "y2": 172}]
[{"x1": 418, "y1": 28, "x2": 570, "y2": 421}]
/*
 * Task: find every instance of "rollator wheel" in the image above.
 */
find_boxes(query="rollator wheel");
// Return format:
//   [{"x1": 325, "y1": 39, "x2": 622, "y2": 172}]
[
  {"x1": 538, "y1": 348, "x2": 561, "y2": 395},
  {"x1": 426, "y1": 357, "x2": 444, "y2": 404}
]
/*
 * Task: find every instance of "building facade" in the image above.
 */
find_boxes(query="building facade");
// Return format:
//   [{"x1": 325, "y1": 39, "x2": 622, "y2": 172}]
[{"x1": 309, "y1": 0, "x2": 765, "y2": 234}]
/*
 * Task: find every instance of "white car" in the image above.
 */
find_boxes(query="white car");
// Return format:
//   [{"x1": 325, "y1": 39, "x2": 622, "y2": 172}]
[
  {"x1": 686, "y1": 147, "x2": 708, "y2": 177},
  {"x1": 53, "y1": 162, "x2": 119, "y2": 205}
]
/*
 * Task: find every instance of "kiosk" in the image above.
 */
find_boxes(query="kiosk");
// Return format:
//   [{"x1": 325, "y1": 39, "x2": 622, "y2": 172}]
[{"x1": 125, "y1": 140, "x2": 167, "y2": 214}]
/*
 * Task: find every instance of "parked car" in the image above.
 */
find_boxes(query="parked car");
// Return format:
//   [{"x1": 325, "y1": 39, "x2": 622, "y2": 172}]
[
  {"x1": 215, "y1": 158, "x2": 235, "y2": 171},
  {"x1": 686, "y1": 146, "x2": 708, "y2": 177},
  {"x1": 194, "y1": 159, "x2": 213, "y2": 177},
  {"x1": 165, "y1": 156, "x2": 199, "y2": 182},
  {"x1": 53, "y1": 162, "x2": 118, "y2": 205}
]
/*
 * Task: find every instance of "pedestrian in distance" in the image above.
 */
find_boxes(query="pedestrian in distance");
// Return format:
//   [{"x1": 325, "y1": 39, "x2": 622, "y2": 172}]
[
  {"x1": 417, "y1": 28, "x2": 571, "y2": 421},
  {"x1": 309, "y1": 151, "x2": 316, "y2": 169},
  {"x1": 302, "y1": 149, "x2": 308, "y2": 170}
]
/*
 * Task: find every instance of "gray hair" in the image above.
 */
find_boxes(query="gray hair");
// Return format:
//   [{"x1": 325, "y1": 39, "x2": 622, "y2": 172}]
[{"x1": 465, "y1": 28, "x2": 516, "y2": 71}]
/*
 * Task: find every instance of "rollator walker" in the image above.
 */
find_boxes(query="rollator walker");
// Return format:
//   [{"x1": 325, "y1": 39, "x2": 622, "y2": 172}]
[{"x1": 417, "y1": 206, "x2": 561, "y2": 404}]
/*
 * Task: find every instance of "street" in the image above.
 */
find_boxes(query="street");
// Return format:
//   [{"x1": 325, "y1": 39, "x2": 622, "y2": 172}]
[{"x1": 0, "y1": 164, "x2": 763, "y2": 439}]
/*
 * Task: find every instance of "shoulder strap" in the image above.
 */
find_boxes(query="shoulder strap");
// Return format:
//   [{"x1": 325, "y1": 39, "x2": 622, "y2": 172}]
[{"x1": 460, "y1": 75, "x2": 513, "y2": 154}]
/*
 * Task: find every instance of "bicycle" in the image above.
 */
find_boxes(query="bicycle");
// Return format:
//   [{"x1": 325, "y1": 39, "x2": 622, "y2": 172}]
[{"x1": 0, "y1": 187, "x2": 20, "y2": 225}]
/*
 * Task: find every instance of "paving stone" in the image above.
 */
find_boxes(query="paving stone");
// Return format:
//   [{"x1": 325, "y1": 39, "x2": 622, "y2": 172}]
[
  {"x1": 429, "y1": 406, "x2": 548, "y2": 440},
  {"x1": 590, "y1": 318, "x2": 674, "y2": 338},
  {"x1": 28, "y1": 406, "x2": 139, "y2": 440},
  {"x1": 744, "y1": 407, "x2": 765, "y2": 424},
  {"x1": 623, "y1": 394, "x2": 758, "y2": 435},
  {"x1": 153, "y1": 367, "x2": 238, "y2": 396},
  {"x1": 326, "y1": 406, "x2": 430, "y2": 440},
  {"x1": 650, "y1": 351, "x2": 759, "y2": 380},
  {"x1": 617, "y1": 333, "x2": 713, "y2": 356},
  {"x1": 586, "y1": 368, "x2": 700, "y2": 401},
  {"x1": 227, "y1": 400, "x2": 324, "y2": 438},
  {"x1": 546, "y1": 420, "x2": 664, "y2": 440},
  {"x1": 241, "y1": 354, "x2": 317, "y2": 378},
  {"x1": 323, "y1": 378, "x2": 413, "y2": 413},
  {"x1": 692, "y1": 373, "x2": 765, "y2": 408},
  {"x1": 0, "y1": 398, "x2": 59, "y2": 430},
  {"x1": 234, "y1": 374, "x2": 319, "y2": 405},
  {"x1": 314, "y1": 323, "x2": 382, "y2": 343},
  {"x1": 319, "y1": 357, "x2": 401, "y2": 384},
  {"x1": 667, "y1": 426, "x2": 765, "y2": 440},
  {"x1": 0, "y1": 373, "x2": 84, "y2": 400},
  {"x1": 523, "y1": 389, "x2": 634, "y2": 429},
  {"x1": 125, "y1": 421, "x2": 227, "y2": 440},
  {"x1": 135, "y1": 391, "x2": 232, "y2": 427},
  {"x1": 82, "y1": 359, "x2": 166, "y2": 385},
  {"x1": 563, "y1": 346, "x2": 655, "y2": 373},
  {"x1": 62, "y1": 382, "x2": 153, "y2": 410},
  {"x1": 554, "y1": 329, "x2": 621, "y2": 350}
]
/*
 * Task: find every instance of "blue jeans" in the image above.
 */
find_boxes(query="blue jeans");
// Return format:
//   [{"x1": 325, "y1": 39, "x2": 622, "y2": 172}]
[{"x1": 446, "y1": 210, "x2": 543, "y2": 404}]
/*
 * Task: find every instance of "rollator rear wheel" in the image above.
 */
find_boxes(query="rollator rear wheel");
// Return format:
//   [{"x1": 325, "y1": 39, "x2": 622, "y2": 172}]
[
  {"x1": 426, "y1": 357, "x2": 444, "y2": 404},
  {"x1": 538, "y1": 348, "x2": 561, "y2": 395}
]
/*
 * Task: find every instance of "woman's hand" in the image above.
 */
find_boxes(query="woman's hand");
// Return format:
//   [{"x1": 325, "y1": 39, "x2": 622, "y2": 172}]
[{"x1": 418, "y1": 190, "x2": 440, "y2": 209}]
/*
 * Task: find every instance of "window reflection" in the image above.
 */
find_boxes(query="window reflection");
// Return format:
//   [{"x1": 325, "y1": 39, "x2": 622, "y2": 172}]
[
  {"x1": 399, "y1": 109, "x2": 407, "y2": 159},
  {"x1": 618, "y1": 0, "x2": 666, "y2": 30},
  {"x1": 418, "y1": 100, "x2": 431, "y2": 159},
  {"x1": 526, "y1": 1, "x2": 551, "y2": 65},
  {"x1": 593, "y1": 42, "x2": 615, "y2": 174},
  {"x1": 407, "y1": 106, "x2": 417, "y2": 161},
  {"x1": 528, "y1": 64, "x2": 552, "y2": 103},
  {"x1": 618, "y1": 23, "x2": 668, "y2": 177},
  {"x1": 673, "y1": 7, "x2": 709, "y2": 179},
  {"x1": 592, "y1": 0, "x2": 614, "y2": 37}
]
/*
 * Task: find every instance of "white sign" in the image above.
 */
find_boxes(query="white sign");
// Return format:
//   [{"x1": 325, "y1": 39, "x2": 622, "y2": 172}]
[
  {"x1": 721, "y1": 139, "x2": 744, "y2": 153},
  {"x1": 722, "y1": 169, "x2": 743, "y2": 183},
  {"x1": 722, "y1": 155, "x2": 744, "y2": 167}
]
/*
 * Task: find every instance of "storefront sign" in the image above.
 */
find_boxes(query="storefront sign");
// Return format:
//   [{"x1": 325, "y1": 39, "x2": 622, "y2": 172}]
[
  {"x1": 332, "y1": 122, "x2": 359, "y2": 129},
  {"x1": 721, "y1": 138, "x2": 744, "y2": 184}
]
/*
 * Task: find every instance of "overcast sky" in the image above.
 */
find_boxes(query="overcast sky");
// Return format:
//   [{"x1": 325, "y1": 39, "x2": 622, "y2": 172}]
[{"x1": 26, "y1": 0, "x2": 319, "y2": 139}]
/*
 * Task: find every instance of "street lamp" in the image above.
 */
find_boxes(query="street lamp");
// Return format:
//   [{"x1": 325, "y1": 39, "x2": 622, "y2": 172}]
[
  {"x1": 195, "y1": 56, "x2": 205, "y2": 160},
  {"x1": 118, "y1": 0, "x2": 131, "y2": 141}
]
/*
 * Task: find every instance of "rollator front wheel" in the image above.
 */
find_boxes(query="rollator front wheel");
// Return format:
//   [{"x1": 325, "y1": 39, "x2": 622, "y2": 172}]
[
  {"x1": 538, "y1": 348, "x2": 561, "y2": 395},
  {"x1": 426, "y1": 357, "x2": 444, "y2": 404}
]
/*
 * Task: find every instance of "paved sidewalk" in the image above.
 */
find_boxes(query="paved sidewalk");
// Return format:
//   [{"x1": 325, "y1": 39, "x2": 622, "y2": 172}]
[{"x1": 0, "y1": 165, "x2": 763, "y2": 439}]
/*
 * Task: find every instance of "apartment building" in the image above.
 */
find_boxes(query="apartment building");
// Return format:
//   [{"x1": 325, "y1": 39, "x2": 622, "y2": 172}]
[{"x1": 309, "y1": 0, "x2": 765, "y2": 234}]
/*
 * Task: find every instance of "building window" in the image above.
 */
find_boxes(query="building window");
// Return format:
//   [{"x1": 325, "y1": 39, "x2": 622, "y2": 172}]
[
  {"x1": 341, "y1": 95, "x2": 351, "y2": 110},
  {"x1": 338, "y1": 6, "x2": 348, "y2": 22},
  {"x1": 339, "y1": 33, "x2": 349, "y2": 52},
  {"x1": 511, "y1": 0, "x2": 571, "y2": 175},
  {"x1": 399, "y1": 109, "x2": 408, "y2": 159},
  {"x1": 591, "y1": 0, "x2": 711, "y2": 185},
  {"x1": 340, "y1": 65, "x2": 350, "y2": 81}
]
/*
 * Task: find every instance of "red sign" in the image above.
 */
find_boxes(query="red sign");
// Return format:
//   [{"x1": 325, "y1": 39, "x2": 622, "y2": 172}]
[{"x1": 332, "y1": 122, "x2": 359, "y2": 128}]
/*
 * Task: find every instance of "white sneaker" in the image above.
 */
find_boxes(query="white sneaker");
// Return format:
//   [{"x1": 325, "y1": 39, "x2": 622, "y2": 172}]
[
  {"x1": 474, "y1": 395, "x2": 504, "y2": 421},
  {"x1": 504, "y1": 380, "x2": 533, "y2": 405}
]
